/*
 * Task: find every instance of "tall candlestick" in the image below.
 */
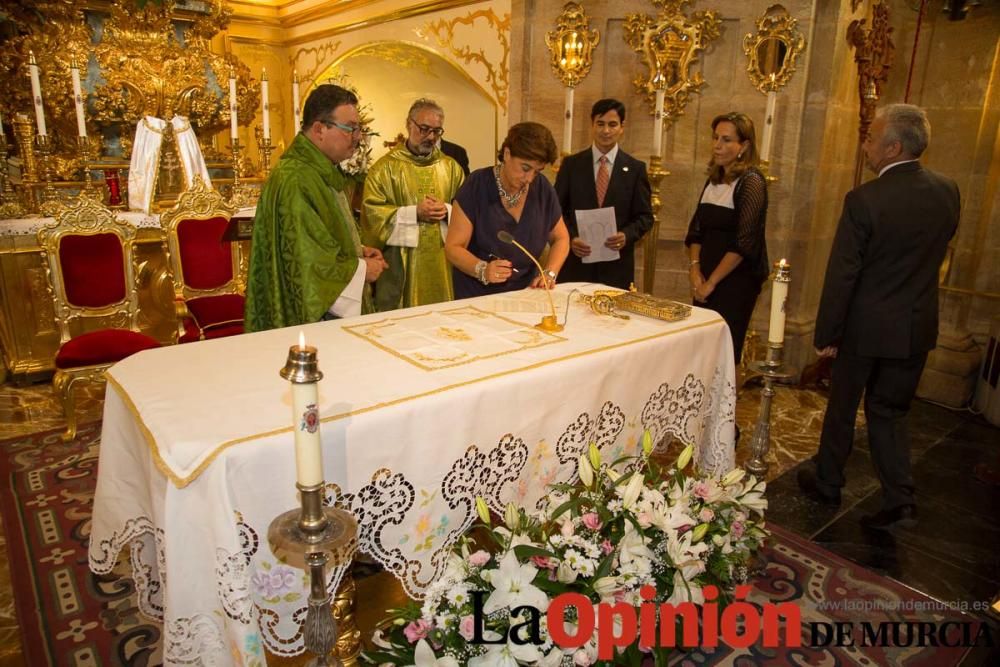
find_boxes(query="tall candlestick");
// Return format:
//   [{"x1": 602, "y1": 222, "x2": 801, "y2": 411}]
[
  {"x1": 261, "y1": 68, "x2": 270, "y2": 141},
  {"x1": 229, "y1": 72, "x2": 238, "y2": 141},
  {"x1": 760, "y1": 81, "x2": 777, "y2": 162},
  {"x1": 292, "y1": 71, "x2": 301, "y2": 133},
  {"x1": 562, "y1": 86, "x2": 574, "y2": 153},
  {"x1": 768, "y1": 259, "x2": 790, "y2": 344},
  {"x1": 28, "y1": 52, "x2": 46, "y2": 136},
  {"x1": 652, "y1": 88, "x2": 665, "y2": 157},
  {"x1": 282, "y1": 332, "x2": 324, "y2": 487},
  {"x1": 70, "y1": 57, "x2": 87, "y2": 137}
]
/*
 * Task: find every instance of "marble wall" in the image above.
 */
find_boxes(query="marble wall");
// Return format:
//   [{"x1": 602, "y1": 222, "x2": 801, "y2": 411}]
[{"x1": 510, "y1": 0, "x2": 1000, "y2": 373}]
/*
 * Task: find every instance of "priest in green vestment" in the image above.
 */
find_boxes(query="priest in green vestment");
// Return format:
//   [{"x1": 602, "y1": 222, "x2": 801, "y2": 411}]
[
  {"x1": 245, "y1": 85, "x2": 387, "y2": 332},
  {"x1": 361, "y1": 99, "x2": 465, "y2": 311}
]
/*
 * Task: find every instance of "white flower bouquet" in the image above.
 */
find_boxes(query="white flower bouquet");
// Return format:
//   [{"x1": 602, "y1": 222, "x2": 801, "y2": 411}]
[{"x1": 364, "y1": 432, "x2": 768, "y2": 666}]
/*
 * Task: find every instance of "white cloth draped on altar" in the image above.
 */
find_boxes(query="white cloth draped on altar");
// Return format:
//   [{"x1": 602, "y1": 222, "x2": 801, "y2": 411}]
[
  {"x1": 128, "y1": 114, "x2": 212, "y2": 214},
  {"x1": 88, "y1": 284, "x2": 737, "y2": 663}
]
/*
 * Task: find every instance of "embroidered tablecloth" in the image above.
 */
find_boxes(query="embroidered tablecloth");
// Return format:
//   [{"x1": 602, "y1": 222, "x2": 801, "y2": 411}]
[{"x1": 88, "y1": 284, "x2": 736, "y2": 663}]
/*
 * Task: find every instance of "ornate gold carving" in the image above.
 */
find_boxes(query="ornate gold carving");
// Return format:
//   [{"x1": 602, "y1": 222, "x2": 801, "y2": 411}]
[
  {"x1": 419, "y1": 9, "x2": 511, "y2": 107},
  {"x1": 291, "y1": 42, "x2": 344, "y2": 92},
  {"x1": 848, "y1": 0, "x2": 894, "y2": 184},
  {"x1": 544, "y1": 2, "x2": 600, "y2": 88},
  {"x1": 743, "y1": 4, "x2": 806, "y2": 93},
  {"x1": 623, "y1": 0, "x2": 721, "y2": 122}
]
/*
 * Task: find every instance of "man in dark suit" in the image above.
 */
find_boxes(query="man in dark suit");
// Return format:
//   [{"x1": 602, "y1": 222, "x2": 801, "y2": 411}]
[
  {"x1": 798, "y1": 104, "x2": 960, "y2": 530},
  {"x1": 555, "y1": 99, "x2": 652, "y2": 289},
  {"x1": 439, "y1": 138, "x2": 470, "y2": 176}
]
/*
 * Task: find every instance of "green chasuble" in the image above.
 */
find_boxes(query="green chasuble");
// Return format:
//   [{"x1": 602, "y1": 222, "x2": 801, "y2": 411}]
[
  {"x1": 361, "y1": 145, "x2": 465, "y2": 312},
  {"x1": 245, "y1": 133, "x2": 372, "y2": 332}
]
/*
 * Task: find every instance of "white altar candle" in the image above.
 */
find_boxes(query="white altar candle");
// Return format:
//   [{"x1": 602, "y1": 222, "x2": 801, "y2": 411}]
[
  {"x1": 229, "y1": 73, "x2": 238, "y2": 141},
  {"x1": 260, "y1": 68, "x2": 270, "y2": 141},
  {"x1": 768, "y1": 258, "x2": 789, "y2": 344},
  {"x1": 290, "y1": 331, "x2": 324, "y2": 487},
  {"x1": 760, "y1": 84, "x2": 777, "y2": 162},
  {"x1": 71, "y1": 58, "x2": 87, "y2": 137},
  {"x1": 28, "y1": 52, "x2": 46, "y2": 136},
  {"x1": 652, "y1": 88, "x2": 665, "y2": 157},
  {"x1": 562, "y1": 86, "x2": 574, "y2": 153},
  {"x1": 292, "y1": 70, "x2": 301, "y2": 132}
]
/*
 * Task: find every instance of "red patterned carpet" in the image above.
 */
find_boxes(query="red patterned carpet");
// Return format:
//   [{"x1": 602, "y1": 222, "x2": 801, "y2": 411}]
[{"x1": 0, "y1": 425, "x2": 980, "y2": 666}]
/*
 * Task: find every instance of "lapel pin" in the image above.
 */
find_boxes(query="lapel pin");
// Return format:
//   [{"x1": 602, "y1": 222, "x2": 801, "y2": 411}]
[{"x1": 622, "y1": 166, "x2": 629, "y2": 172}]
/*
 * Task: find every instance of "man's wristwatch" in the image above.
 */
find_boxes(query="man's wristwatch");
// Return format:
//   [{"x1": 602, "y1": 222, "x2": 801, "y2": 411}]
[{"x1": 475, "y1": 260, "x2": 490, "y2": 285}]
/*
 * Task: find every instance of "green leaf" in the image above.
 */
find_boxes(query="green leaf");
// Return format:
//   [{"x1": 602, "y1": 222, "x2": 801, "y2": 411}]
[{"x1": 512, "y1": 544, "x2": 558, "y2": 560}]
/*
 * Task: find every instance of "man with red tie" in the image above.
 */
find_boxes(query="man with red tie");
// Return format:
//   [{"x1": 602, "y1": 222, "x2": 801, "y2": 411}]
[{"x1": 555, "y1": 98, "x2": 653, "y2": 290}]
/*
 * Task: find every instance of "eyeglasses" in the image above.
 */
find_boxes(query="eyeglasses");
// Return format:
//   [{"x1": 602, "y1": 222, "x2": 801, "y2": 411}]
[
  {"x1": 409, "y1": 120, "x2": 445, "y2": 137},
  {"x1": 322, "y1": 119, "x2": 362, "y2": 135}
]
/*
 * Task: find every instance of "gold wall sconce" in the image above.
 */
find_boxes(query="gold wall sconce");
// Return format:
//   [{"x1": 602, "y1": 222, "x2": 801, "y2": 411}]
[
  {"x1": 743, "y1": 4, "x2": 805, "y2": 94},
  {"x1": 623, "y1": 0, "x2": 721, "y2": 125},
  {"x1": 545, "y1": 2, "x2": 600, "y2": 154}
]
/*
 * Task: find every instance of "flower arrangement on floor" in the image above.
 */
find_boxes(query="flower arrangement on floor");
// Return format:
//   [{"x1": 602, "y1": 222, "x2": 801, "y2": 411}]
[{"x1": 364, "y1": 433, "x2": 768, "y2": 666}]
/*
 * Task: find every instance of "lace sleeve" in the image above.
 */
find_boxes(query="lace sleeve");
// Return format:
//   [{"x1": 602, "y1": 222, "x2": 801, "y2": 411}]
[{"x1": 734, "y1": 170, "x2": 767, "y2": 259}]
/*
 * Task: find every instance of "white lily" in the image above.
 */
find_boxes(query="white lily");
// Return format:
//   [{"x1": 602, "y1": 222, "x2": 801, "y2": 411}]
[
  {"x1": 578, "y1": 453, "x2": 594, "y2": 488},
  {"x1": 406, "y1": 639, "x2": 460, "y2": 667},
  {"x1": 467, "y1": 633, "x2": 544, "y2": 667},
  {"x1": 676, "y1": 443, "x2": 694, "y2": 470},
  {"x1": 619, "y1": 472, "x2": 644, "y2": 510},
  {"x1": 721, "y1": 468, "x2": 746, "y2": 487},
  {"x1": 482, "y1": 550, "x2": 549, "y2": 614}
]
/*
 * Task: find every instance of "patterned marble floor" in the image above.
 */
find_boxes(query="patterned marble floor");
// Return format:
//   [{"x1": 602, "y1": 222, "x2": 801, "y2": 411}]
[{"x1": 0, "y1": 379, "x2": 851, "y2": 665}]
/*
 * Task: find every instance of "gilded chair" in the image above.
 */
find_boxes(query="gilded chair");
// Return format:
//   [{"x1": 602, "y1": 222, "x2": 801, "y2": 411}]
[
  {"x1": 37, "y1": 196, "x2": 161, "y2": 441},
  {"x1": 160, "y1": 176, "x2": 243, "y2": 343}
]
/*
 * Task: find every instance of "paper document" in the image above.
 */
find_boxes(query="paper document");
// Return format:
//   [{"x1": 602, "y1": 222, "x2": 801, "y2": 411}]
[{"x1": 576, "y1": 207, "x2": 620, "y2": 264}]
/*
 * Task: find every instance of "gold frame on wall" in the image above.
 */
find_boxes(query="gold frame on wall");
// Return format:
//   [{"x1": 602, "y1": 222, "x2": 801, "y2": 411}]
[
  {"x1": 623, "y1": 0, "x2": 721, "y2": 122},
  {"x1": 544, "y1": 2, "x2": 600, "y2": 89},
  {"x1": 743, "y1": 4, "x2": 806, "y2": 93}
]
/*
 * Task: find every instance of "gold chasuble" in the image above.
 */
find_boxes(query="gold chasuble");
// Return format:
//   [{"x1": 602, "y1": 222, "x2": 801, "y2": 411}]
[{"x1": 361, "y1": 145, "x2": 465, "y2": 311}]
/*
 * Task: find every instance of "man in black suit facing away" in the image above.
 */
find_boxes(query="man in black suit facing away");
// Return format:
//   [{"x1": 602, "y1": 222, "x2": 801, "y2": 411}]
[
  {"x1": 439, "y1": 138, "x2": 470, "y2": 176},
  {"x1": 798, "y1": 104, "x2": 960, "y2": 530},
  {"x1": 555, "y1": 99, "x2": 652, "y2": 289}
]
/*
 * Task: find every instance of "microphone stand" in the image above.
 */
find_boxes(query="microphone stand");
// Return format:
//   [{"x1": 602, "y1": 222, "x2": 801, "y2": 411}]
[{"x1": 497, "y1": 231, "x2": 563, "y2": 332}]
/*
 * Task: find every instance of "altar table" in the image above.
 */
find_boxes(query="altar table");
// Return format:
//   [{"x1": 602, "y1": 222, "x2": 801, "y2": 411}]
[{"x1": 88, "y1": 284, "x2": 736, "y2": 664}]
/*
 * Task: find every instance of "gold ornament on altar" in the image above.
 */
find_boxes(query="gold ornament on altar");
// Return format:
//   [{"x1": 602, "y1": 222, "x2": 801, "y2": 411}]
[
  {"x1": 544, "y1": 2, "x2": 600, "y2": 89},
  {"x1": 848, "y1": 0, "x2": 894, "y2": 185},
  {"x1": 580, "y1": 286, "x2": 691, "y2": 323},
  {"x1": 743, "y1": 4, "x2": 806, "y2": 94},
  {"x1": 623, "y1": 0, "x2": 721, "y2": 123}
]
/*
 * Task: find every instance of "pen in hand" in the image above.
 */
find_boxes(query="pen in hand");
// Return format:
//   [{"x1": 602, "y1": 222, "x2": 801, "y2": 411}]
[{"x1": 489, "y1": 253, "x2": 519, "y2": 272}]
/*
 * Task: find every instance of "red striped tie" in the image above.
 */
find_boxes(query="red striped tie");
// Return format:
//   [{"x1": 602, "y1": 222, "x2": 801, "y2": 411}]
[{"x1": 596, "y1": 155, "x2": 610, "y2": 207}]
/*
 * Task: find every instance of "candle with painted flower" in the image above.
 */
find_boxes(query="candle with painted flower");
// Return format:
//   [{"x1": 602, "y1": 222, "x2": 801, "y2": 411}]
[
  {"x1": 260, "y1": 68, "x2": 270, "y2": 141},
  {"x1": 28, "y1": 51, "x2": 46, "y2": 136},
  {"x1": 70, "y1": 57, "x2": 87, "y2": 137},
  {"x1": 652, "y1": 88, "x2": 665, "y2": 157},
  {"x1": 760, "y1": 74, "x2": 777, "y2": 162},
  {"x1": 768, "y1": 259, "x2": 790, "y2": 344},
  {"x1": 562, "y1": 86, "x2": 574, "y2": 153},
  {"x1": 292, "y1": 70, "x2": 301, "y2": 133},
  {"x1": 282, "y1": 331, "x2": 324, "y2": 487},
  {"x1": 228, "y1": 70, "x2": 238, "y2": 141}
]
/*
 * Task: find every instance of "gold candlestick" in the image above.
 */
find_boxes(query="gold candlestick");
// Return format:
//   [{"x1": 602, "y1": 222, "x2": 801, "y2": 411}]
[
  {"x1": 12, "y1": 114, "x2": 37, "y2": 184},
  {"x1": 228, "y1": 137, "x2": 257, "y2": 208},
  {"x1": 34, "y1": 134, "x2": 62, "y2": 215},
  {"x1": 0, "y1": 130, "x2": 27, "y2": 218},
  {"x1": 642, "y1": 154, "x2": 669, "y2": 295},
  {"x1": 259, "y1": 136, "x2": 273, "y2": 176},
  {"x1": 76, "y1": 136, "x2": 96, "y2": 194}
]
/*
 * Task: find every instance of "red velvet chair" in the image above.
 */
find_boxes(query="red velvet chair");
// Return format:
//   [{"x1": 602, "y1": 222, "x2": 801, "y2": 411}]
[
  {"x1": 160, "y1": 176, "x2": 244, "y2": 343},
  {"x1": 37, "y1": 195, "x2": 161, "y2": 441}
]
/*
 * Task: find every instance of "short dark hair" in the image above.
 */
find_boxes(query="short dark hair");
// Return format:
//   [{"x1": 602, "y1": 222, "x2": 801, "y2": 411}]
[
  {"x1": 497, "y1": 122, "x2": 558, "y2": 165},
  {"x1": 591, "y1": 98, "x2": 626, "y2": 122},
  {"x1": 302, "y1": 84, "x2": 358, "y2": 130}
]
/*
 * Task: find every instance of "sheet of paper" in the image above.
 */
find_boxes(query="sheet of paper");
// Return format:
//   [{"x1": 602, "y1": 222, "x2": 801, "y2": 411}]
[{"x1": 576, "y1": 207, "x2": 620, "y2": 264}]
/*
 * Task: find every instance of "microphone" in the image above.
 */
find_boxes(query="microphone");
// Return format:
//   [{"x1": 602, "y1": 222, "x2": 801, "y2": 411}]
[{"x1": 497, "y1": 230, "x2": 563, "y2": 332}]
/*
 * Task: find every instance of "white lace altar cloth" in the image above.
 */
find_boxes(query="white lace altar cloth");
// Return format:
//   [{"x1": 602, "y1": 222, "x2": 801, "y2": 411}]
[{"x1": 88, "y1": 284, "x2": 736, "y2": 663}]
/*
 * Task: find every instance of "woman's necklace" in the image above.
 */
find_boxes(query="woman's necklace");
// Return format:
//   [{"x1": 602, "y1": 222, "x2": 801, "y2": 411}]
[{"x1": 494, "y1": 164, "x2": 526, "y2": 209}]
